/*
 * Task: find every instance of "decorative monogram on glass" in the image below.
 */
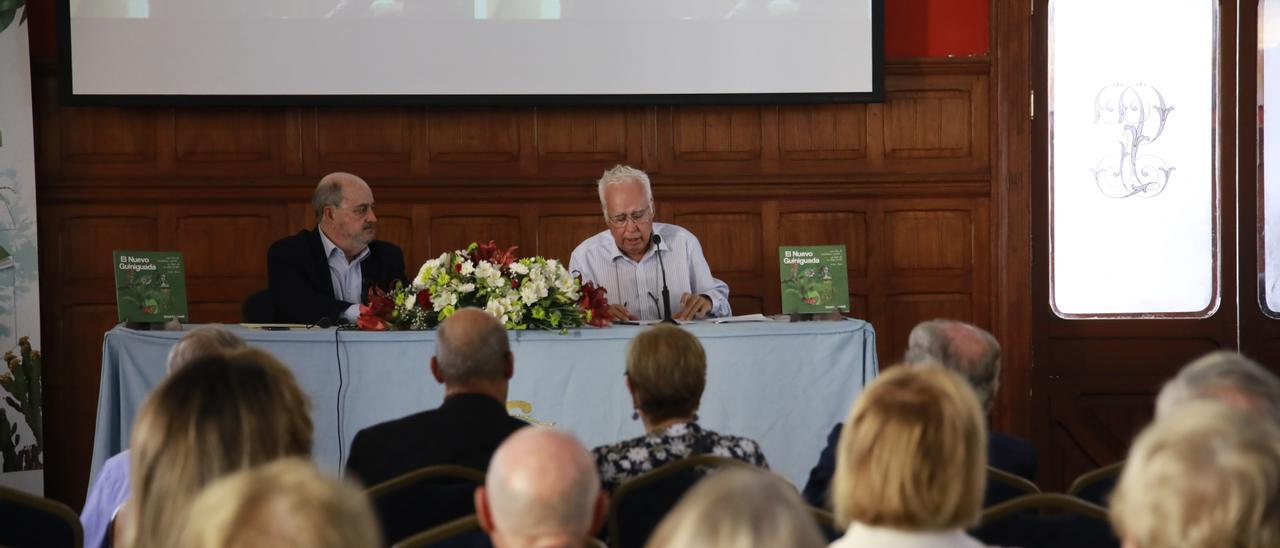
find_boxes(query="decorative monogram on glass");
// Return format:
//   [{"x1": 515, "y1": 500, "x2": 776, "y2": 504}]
[{"x1": 1090, "y1": 84, "x2": 1176, "y2": 198}]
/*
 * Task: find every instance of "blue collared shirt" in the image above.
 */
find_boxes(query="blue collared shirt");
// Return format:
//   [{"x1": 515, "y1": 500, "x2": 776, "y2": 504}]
[
  {"x1": 319, "y1": 228, "x2": 369, "y2": 322},
  {"x1": 568, "y1": 223, "x2": 731, "y2": 320}
]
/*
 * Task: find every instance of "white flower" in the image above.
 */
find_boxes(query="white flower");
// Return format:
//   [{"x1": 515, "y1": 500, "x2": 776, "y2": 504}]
[
  {"x1": 457, "y1": 282, "x2": 476, "y2": 294},
  {"x1": 485, "y1": 299, "x2": 506, "y2": 318},
  {"x1": 433, "y1": 289, "x2": 457, "y2": 311},
  {"x1": 460, "y1": 261, "x2": 475, "y2": 276},
  {"x1": 509, "y1": 262, "x2": 529, "y2": 275},
  {"x1": 402, "y1": 293, "x2": 418, "y2": 312},
  {"x1": 520, "y1": 285, "x2": 539, "y2": 305}
]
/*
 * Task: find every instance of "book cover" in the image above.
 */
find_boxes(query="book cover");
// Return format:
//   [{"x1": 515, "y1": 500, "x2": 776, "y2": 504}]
[
  {"x1": 113, "y1": 251, "x2": 188, "y2": 323},
  {"x1": 779, "y1": 245, "x2": 849, "y2": 314}
]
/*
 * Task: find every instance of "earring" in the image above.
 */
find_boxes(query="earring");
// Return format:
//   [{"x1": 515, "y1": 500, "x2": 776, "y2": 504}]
[
  {"x1": 691, "y1": 412, "x2": 699, "y2": 422},
  {"x1": 632, "y1": 410, "x2": 639, "y2": 421}
]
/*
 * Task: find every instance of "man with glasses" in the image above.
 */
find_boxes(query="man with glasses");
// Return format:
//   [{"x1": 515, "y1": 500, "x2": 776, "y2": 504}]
[
  {"x1": 267, "y1": 172, "x2": 407, "y2": 324},
  {"x1": 569, "y1": 165, "x2": 730, "y2": 321}
]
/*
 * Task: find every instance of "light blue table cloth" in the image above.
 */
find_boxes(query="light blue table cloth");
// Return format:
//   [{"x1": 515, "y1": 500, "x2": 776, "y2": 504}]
[{"x1": 91, "y1": 320, "x2": 877, "y2": 490}]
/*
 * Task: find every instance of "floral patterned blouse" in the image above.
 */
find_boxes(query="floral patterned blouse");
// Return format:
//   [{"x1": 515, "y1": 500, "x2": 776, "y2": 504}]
[{"x1": 591, "y1": 422, "x2": 770, "y2": 492}]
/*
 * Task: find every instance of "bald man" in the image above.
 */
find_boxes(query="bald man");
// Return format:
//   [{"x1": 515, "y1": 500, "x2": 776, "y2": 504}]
[
  {"x1": 267, "y1": 172, "x2": 406, "y2": 325},
  {"x1": 346, "y1": 308, "x2": 527, "y2": 544},
  {"x1": 476, "y1": 428, "x2": 607, "y2": 548}
]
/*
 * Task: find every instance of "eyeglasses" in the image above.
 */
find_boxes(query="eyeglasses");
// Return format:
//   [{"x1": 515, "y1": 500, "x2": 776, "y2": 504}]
[{"x1": 606, "y1": 207, "x2": 653, "y2": 227}]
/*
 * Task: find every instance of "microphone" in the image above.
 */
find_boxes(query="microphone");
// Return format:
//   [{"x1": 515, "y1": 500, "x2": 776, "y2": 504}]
[
  {"x1": 651, "y1": 233, "x2": 676, "y2": 324},
  {"x1": 306, "y1": 316, "x2": 333, "y2": 329}
]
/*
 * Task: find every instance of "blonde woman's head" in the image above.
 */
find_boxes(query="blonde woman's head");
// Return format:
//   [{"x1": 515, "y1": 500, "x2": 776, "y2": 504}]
[
  {"x1": 832, "y1": 364, "x2": 986, "y2": 530},
  {"x1": 646, "y1": 467, "x2": 826, "y2": 548},
  {"x1": 179, "y1": 458, "x2": 381, "y2": 548},
  {"x1": 1110, "y1": 402, "x2": 1280, "y2": 548},
  {"x1": 126, "y1": 348, "x2": 313, "y2": 548},
  {"x1": 625, "y1": 325, "x2": 707, "y2": 423}
]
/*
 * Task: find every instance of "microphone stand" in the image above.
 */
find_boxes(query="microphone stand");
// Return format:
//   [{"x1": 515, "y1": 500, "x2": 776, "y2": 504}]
[{"x1": 651, "y1": 233, "x2": 677, "y2": 325}]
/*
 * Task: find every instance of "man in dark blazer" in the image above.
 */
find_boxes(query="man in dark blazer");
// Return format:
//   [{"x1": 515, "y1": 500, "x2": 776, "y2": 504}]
[
  {"x1": 801, "y1": 319, "x2": 1037, "y2": 508},
  {"x1": 345, "y1": 307, "x2": 527, "y2": 544},
  {"x1": 267, "y1": 172, "x2": 406, "y2": 325}
]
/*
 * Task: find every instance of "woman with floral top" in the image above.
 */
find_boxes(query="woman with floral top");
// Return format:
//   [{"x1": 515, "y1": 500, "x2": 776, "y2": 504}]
[{"x1": 591, "y1": 324, "x2": 769, "y2": 492}]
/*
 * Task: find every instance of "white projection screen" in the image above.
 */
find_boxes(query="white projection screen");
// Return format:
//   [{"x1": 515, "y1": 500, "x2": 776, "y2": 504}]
[{"x1": 61, "y1": 0, "x2": 883, "y2": 105}]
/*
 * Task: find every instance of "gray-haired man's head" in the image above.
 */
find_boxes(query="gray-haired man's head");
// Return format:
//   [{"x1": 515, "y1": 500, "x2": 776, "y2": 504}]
[
  {"x1": 904, "y1": 319, "x2": 1002, "y2": 413},
  {"x1": 434, "y1": 308, "x2": 511, "y2": 384},
  {"x1": 1156, "y1": 350, "x2": 1280, "y2": 423}
]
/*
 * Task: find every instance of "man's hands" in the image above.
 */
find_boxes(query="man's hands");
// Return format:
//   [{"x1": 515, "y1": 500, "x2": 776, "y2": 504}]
[
  {"x1": 607, "y1": 303, "x2": 637, "y2": 322},
  {"x1": 675, "y1": 293, "x2": 712, "y2": 320}
]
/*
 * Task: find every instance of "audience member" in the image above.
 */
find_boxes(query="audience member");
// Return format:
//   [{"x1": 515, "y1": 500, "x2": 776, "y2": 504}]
[
  {"x1": 1155, "y1": 349, "x2": 1280, "y2": 422},
  {"x1": 1110, "y1": 402, "x2": 1280, "y2": 548},
  {"x1": 345, "y1": 307, "x2": 527, "y2": 543},
  {"x1": 267, "y1": 171, "x2": 407, "y2": 324},
  {"x1": 79, "y1": 325, "x2": 248, "y2": 548},
  {"x1": 803, "y1": 318, "x2": 1033, "y2": 507},
  {"x1": 592, "y1": 324, "x2": 768, "y2": 492},
  {"x1": 179, "y1": 457, "x2": 382, "y2": 548},
  {"x1": 645, "y1": 467, "x2": 825, "y2": 548},
  {"x1": 476, "y1": 428, "x2": 607, "y2": 548},
  {"x1": 121, "y1": 348, "x2": 312, "y2": 548},
  {"x1": 828, "y1": 365, "x2": 988, "y2": 548}
]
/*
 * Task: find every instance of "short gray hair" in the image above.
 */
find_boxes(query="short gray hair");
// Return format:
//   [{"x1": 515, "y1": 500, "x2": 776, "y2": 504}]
[
  {"x1": 904, "y1": 319, "x2": 1001, "y2": 412},
  {"x1": 1156, "y1": 350, "x2": 1280, "y2": 423},
  {"x1": 312, "y1": 173, "x2": 352, "y2": 220},
  {"x1": 435, "y1": 308, "x2": 509, "y2": 383},
  {"x1": 596, "y1": 165, "x2": 653, "y2": 218},
  {"x1": 165, "y1": 325, "x2": 248, "y2": 374}
]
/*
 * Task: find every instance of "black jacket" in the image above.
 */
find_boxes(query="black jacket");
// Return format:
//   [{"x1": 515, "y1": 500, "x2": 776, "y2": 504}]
[
  {"x1": 266, "y1": 228, "x2": 406, "y2": 324},
  {"x1": 345, "y1": 394, "x2": 527, "y2": 544}
]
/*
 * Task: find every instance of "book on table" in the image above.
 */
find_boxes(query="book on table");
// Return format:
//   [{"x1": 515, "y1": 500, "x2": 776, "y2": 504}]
[
  {"x1": 779, "y1": 245, "x2": 849, "y2": 315},
  {"x1": 113, "y1": 250, "x2": 189, "y2": 323}
]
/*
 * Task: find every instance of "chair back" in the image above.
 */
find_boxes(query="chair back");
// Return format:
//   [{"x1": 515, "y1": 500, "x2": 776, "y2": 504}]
[
  {"x1": 807, "y1": 505, "x2": 841, "y2": 543},
  {"x1": 984, "y1": 465, "x2": 1040, "y2": 508},
  {"x1": 241, "y1": 288, "x2": 276, "y2": 323},
  {"x1": 1067, "y1": 460, "x2": 1124, "y2": 507},
  {"x1": 972, "y1": 493, "x2": 1118, "y2": 548},
  {"x1": 392, "y1": 515, "x2": 488, "y2": 548},
  {"x1": 606, "y1": 455, "x2": 748, "y2": 548},
  {"x1": 366, "y1": 465, "x2": 487, "y2": 547},
  {"x1": 0, "y1": 485, "x2": 83, "y2": 548}
]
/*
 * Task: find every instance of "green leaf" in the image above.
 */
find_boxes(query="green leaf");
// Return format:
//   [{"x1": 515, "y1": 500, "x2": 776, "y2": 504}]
[{"x1": 0, "y1": 9, "x2": 16, "y2": 33}]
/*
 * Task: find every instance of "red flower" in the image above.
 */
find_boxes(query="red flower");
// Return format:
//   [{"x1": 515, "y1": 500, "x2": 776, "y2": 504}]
[
  {"x1": 577, "y1": 279, "x2": 611, "y2": 328},
  {"x1": 357, "y1": 286, "x2": 396, "y2": 331},
  {"x1": 416, "y1": 290, "x2": 433, "y2": 310},
  {"x1": 470, "y1": 240, "x2": 520, "y2": 268}
]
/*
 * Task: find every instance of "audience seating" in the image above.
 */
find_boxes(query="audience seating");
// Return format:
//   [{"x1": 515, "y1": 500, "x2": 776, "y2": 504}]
[
  {"x1": 1067, "y1": 460, "x2": 1124, "y2": 507},
  {"x1": 241, "y1": 288, "x2": 275, "y2": 323},
  {"x1": 0, "y1": 484, "x2": 83, "y2": 548},
  {"x1": 984, "y1": 465, "x2": 1041, "y2": 508},
  {"x1": 366, "y1": 465, "x2": 487, "y2": 547},
  {"x1": 971, "y1": 493, "x2": 1118, "y2": 548},
  {"x1": 392, "y1": 515, "x2": 485, "y2": 548},
  {"x1": 606, "y1": 455, "x2": 749, "y2": 548}
]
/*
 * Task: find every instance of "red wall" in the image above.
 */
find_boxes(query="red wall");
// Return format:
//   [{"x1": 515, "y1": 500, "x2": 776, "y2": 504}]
[{"x1": 25, "y1": 0, "x2": 989, "y2": 63}]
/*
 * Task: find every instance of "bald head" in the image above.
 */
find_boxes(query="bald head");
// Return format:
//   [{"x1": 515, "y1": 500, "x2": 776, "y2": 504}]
[
  {"x1": 479, "y1": 428, "x2": 602, "y2": 548},
  {"x1": 904, "y1": 319, "x2": 1001, "y2": 412},
  {"x1": 312, "y1": 172, "x2": 369, "y2": 219},
  {"x1": 435, "y1": 308, "x2": 510, "y2": 384}
]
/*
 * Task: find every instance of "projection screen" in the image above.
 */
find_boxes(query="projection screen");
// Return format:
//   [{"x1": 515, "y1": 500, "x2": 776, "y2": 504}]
[{"x1": 61, "y1": 0, "x2": 882, "y2": 104}]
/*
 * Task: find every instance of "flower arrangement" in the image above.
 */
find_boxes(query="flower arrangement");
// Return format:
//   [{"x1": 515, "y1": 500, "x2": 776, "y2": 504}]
[{"x1": 357, "y1": 241, "x2": 611, "y2": 332}]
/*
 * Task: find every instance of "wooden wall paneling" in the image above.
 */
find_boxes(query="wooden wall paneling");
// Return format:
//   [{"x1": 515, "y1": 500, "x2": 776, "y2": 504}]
[
  {"x1": 656, "y1": 105, "x2": 773, "y2": 176},
  {"x1": 56, "y1": 106, "x2": 169, "y2": 178},
  {"x1": 425, "y1": 108, "x2": 536, "y2": 177},
  {"x1": 776, "y1": 104, "x2": 871, "y2": 173},
  {"x1": 310, "y1": 107, "x2": 417, "y2": 177},
  {"x1": 534, "y1": 207, "x2": 605, "y2": 266},
  {"x1": 534, "y1": 107, "x2": 645, "y2": 177},
  {"x1": 173, "y1": 108, "x2": 287, "y2": 177},
  {"x1": 881, "y1": 69, "x2": 990, "y2": 175},
  {"x1": 171, "y1": 204, "x2": 288, "y2": 313},
  {"x1": 425, "y1": 204, "x2": 524, "y2": 257},
  {"x1": 667, "y1": 202, "x2": 765, "y2": 315}
]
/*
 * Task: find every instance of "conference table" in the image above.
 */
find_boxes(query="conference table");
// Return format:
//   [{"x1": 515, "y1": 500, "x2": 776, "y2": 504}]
[{"x1": 89, "y1": 319, "x2": 878, "y2": 491}]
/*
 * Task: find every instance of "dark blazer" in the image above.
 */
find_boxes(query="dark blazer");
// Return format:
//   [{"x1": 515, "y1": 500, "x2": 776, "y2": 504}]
[
  {"x1": 800, "y1": 423, "x2": 1038, "y2": 508},
  {"x1": 266, "y1": 228, "x2": 407, "y2": 324},
  {"x1": 345, "y1": 394, "x2": 527, "y2": 545}
]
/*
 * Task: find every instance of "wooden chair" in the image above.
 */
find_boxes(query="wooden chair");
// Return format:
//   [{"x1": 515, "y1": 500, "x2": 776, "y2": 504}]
[
  {"x1": 984, "y1": 465, "x2": 1041, "y2": 507},
  {"x1": 392, "y1": 515, "x2": 483, "y2": 548},
  {"x1": 365, "y1": 465, "x2": 487, "y2": 547},
  {"x1": 972, "y1": 493, "x2": 1117, "y2": 548},
  {"x1": 605, "y1": 455, "x2": 749, "y2": 548},
  {"x1": 0, "y1": 484, "x2": 84, "y2": 548},
  {"x1": 1067, "y1": 460, "x2": 1125, "y2": 507}
]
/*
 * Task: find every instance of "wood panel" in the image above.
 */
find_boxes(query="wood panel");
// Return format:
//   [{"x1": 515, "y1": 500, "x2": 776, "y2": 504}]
[
  {"x1": 59, "y1": 216, "x2": 160, "y2": 283},
  {"x1": 57, "y1": 107, "x2": 163, "y2": 177},
  {"x1": 537, "y1": 214, "x2": 606, "y2": 265},
  {"x1": 535, "y1": 107, "x2": 642, "y2": 176},
  {"x1": 313, "y1": 108, "x2": 415, "y2": 175},
  {"x1": 174, "y1": 108, "x2": 285, "y2": 175},
  {"x1": 881, "y1": 71, "x2": 990, "y2": 174},
  {"x1": 779, "y1": 211, "x2": 870, "y2": 277},
  {"x1": 885, "y1": 210, "x2": 971, "y2": 273},
  {"x1": 658, "y1": 106, "x2": 768, "y2": 175},
  {"x1": 778, "y1": 104, "x2": 869, "y2": 173},
  {"x1": 427, "y1": 108, "x2": 533, "y2": 177},
  {"x1": 428, "y1": 215, "x2": 523, "y2": 257}
]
